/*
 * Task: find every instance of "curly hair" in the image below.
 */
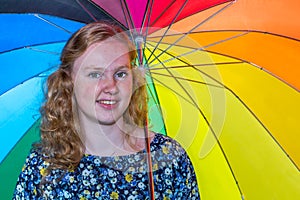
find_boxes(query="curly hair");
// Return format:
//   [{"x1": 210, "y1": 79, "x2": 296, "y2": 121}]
[{"x1": 36, "y1": 21, "x2": 148, "y2": 173}]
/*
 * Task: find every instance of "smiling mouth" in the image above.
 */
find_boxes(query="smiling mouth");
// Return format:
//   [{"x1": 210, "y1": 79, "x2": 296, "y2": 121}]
[{"x1": 97, "y1": 100, "x2": 117, "y2": 105}]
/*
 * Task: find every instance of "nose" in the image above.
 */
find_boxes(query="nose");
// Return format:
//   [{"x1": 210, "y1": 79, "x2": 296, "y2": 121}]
[{"x1": 100, "y1": 75, "x2": 118, "y2": 95}]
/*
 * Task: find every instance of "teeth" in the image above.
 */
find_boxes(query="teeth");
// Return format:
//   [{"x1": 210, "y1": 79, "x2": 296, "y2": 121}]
[{"x1": 100, "y1": 100, "x2": 116, "y2": 105}]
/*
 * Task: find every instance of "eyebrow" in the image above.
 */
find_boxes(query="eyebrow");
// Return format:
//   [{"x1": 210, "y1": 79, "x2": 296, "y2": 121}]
[
  {"x1": 84, "y1": 65, "x2": 130, "y2": 72},
  {"x1": 84, "y1": 65, "x2": 104, "y2": 70}
]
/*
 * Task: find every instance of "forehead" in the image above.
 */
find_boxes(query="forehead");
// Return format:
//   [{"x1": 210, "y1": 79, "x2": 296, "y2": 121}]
[{"x1": 73, "y1": 38, "x2": 131, "y2": 71}]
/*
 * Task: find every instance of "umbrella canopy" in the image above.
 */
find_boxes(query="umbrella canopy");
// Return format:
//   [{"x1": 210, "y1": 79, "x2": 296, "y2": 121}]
[{"x1": 0, "y1": 0, "x2": 299, "y2": 199}]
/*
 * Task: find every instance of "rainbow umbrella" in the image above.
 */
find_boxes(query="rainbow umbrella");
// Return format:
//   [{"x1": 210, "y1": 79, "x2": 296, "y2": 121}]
[{"x1": 1, "y1": 0, "x2": 299, "y2": 199}]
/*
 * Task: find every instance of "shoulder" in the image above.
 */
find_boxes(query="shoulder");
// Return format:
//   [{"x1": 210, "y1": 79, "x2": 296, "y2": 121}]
[
  {"x1": 152, "y1": 133, "x2": 177, "y2": 143},
  {"x1": 151, "y1": 133, "x2": 187, "y2": 157},
  {"x1": 27, "y1": 148, "x2": 47, "y2": 161},
  {"x1": 152, "y1": 133, "x2": 184, "y2": 148},
  {"x1": 14, "y1": 148, "x2": 49, "y2": 195},
  {"x1": 22, "y1": 148, "x2": 49, "y2": 173}
]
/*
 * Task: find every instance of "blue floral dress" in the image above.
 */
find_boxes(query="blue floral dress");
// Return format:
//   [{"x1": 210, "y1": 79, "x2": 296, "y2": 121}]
[{"x1": 13, "y1": 134, "x2": 200, "y2": 199}]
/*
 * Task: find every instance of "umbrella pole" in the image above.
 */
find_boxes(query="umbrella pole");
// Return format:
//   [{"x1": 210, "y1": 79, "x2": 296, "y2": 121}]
[
  {"x1": 135, "y1": 34, "x2": 155, "y2": 199},
  {"x1": 144, "y1": 118, "x2": 155, "y2": 200}
]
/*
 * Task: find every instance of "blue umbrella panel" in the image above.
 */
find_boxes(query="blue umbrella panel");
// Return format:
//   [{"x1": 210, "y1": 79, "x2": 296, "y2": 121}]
[{"x1": 0, "y1": 14, "x2": 85, "y2": 197}]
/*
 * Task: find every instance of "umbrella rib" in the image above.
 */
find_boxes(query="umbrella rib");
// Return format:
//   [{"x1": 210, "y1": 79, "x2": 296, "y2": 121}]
[
  {"x1": 145, "y1": 79, "x2": 163, "y2": 107},
  {"x1": 33, "y1": 14, "x2": 72, "y2": 34},
  {"x1": 76, "y1": 0, "x2": 97, "y2": 21},
  {"x1": 149, "y1": 0, "x2": 176, "y2": 27},
  {"x1": 145, "y1": 43, "x2": 237, "y2": 89},
  {"x1": 166, "y1": 34, "x2": 300, "y2": 93},
  {"x1": 147, "y1": 43, "x2": 248, "y2": 198},
  {"x1": 25, "y1": 47, "x2": 60, "y2": 55},
  {"x1": 143, "y1": 53, "x2": 168, "y2": 136},
  {"x1": 150, "y1": 61, "x2": 244, "y2": 70},
  {"x1": 141, "y1": 0, "x2": 155, "y2": 62},
  {"x1": 147, "y1": 1, "x2": 235, "y2": 64},
  {"x1": 205, "y1": 47, "x2": 300, "y2": 93},
  {"x1": 148, "y1": 46, "x2": 205, "y2": 114},
  {"x1": 120, "y1": 0, "x2": 136, "y2": 31},
  {"x1": 147, "y1": 0, "x2": 189, "y2": 62},
  {"x1": 0, "y1": 40, "x2": 69, "y2": 55},
  {"x1": 148, "y1": 46, "x2": 217, "y2": 111},
  {"x1": 140, "y1": 0, "x2": 154, "y2": 35},
  {"x1": 190, "y1": 64, "x2": 300, "y2": 172},
  {"x1": 149, "y1": 71, "x2": 224, "y2": 89},
  {"x1": 149, "y1": 28, "x2": 300, "y2": 93},
  {"x1": 119, "y1": 0, "x2": 130, "y2": 29},
  {"x1": 144, "y1": 46, "x2": 198, "y2": 110},
  {"x1": 252, "y1": 63, "x2": 300, "y2": 93},
  {"x1": 148, "y1": 32, "x2": 249, "y2": 68},
  {"x1": 0, "y1": 66, "x2": 57, "y2": 97},
  {"x1": 147, "y1": 53, "x2": 246, "y2": 198},
  {"x1": 144, "y1": 74, "x2": 167, "y2": 133},
  {"x1": 145, "y1": 41, "x2": 244, "y2": 73},
  {"x1": 150, "y1": 37, "x2": 300, "y2": 172},
  {"x1": 147, "y1": 74, "x2": 197, "y2": 108}
]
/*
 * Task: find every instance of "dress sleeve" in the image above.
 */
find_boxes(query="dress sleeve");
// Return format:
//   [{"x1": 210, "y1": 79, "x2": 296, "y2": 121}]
[
  {"x1": 172, "y1": 144, "x2": 200, "y2": 200},
  {"x1": 12, "y1": 150, "x2": 46, "y2": 199}
]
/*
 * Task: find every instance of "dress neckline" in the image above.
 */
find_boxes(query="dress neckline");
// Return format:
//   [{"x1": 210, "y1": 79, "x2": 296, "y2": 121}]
[{"x1": 83, "y1": 133, "x2": 158, "y2": 159}]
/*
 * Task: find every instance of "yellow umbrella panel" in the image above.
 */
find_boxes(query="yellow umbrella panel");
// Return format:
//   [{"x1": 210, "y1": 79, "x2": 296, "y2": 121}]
[
  {"x1": 145, "y1": 41, "x2": 300, "y2": 199},
  {"x1": 148, "y1": 31, "x2": 300, "y2": 168}
]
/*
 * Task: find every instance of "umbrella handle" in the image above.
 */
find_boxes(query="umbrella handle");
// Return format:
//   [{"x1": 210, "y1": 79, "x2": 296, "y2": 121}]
[{"x1": 144, "y1": 119, "x2": 155, "y2": 200}]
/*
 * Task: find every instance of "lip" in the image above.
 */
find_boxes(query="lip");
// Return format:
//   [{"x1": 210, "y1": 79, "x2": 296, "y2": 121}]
[{"x1": 96, "y1": 99, "x2": 118, "y2": 110}]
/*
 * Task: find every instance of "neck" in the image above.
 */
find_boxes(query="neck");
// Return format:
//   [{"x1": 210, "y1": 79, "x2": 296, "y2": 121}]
[{"x1": 79, "y1": 117, "x2": 139, "y2": 156}]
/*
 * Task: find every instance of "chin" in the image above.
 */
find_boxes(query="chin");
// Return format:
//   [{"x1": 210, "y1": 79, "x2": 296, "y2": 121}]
[
  {"x1": 97, "y1": 120, "x2": 117, "y2": 126},
  {"x1": 96, "y1": 116, "x2": 122, "y2": 126},
  {"x1": 96, "y1": 112, "x2": 125, "y2": 126}
]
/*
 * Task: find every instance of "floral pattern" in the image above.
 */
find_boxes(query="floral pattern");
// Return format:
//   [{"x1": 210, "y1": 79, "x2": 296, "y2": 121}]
[{"x1": 13, "y1": 134, "x2": 200, "y2": 199}]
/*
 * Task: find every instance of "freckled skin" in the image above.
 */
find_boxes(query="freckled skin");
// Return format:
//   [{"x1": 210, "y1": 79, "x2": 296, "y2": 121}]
[{"x1": 72, "y1": 39, "x2": 133, "y2": 126}]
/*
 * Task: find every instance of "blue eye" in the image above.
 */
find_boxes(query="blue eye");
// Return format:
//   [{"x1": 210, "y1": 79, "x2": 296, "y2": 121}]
[
  {"x1": 115, "y1": 71, "x2": 128, "y2": 79},
  {"x1": 88, "y1": 72, "x2": 102, "y2": 79}
]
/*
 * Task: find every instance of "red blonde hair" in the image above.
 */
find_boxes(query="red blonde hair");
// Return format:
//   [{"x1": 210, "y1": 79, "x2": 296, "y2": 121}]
[{"x1": 36, "y1": 21, "x2": 148, "y2": 172}]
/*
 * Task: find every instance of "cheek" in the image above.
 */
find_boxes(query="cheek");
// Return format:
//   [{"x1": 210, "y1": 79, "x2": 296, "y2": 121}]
[
  {"x1": 121, "y1": 80, "x2": 133, "y2": 100},
  {"x1": 73, "y1": 80, "x2": 98, "y2": 103}
]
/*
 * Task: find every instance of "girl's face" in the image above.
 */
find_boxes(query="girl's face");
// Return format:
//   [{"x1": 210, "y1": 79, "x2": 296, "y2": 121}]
[{"x1": 72, "y1": 38, "x2": 133, "y2": 126}]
